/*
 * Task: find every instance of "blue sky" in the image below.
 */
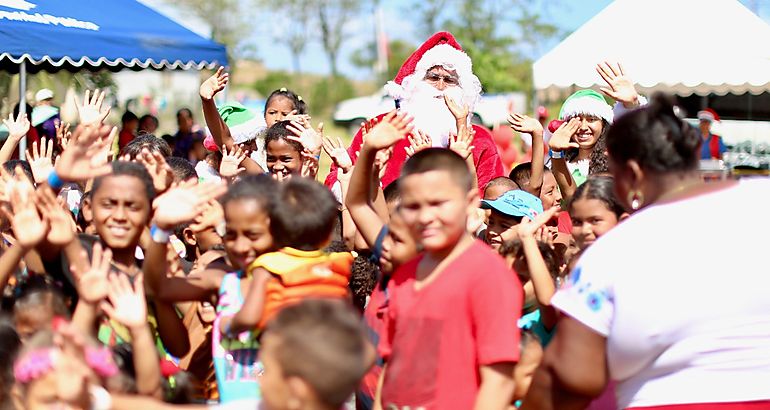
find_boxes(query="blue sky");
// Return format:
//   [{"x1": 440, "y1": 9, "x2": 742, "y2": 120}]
[{"x1": 149, "y1": 0, "x2": 770, "y2": 80}]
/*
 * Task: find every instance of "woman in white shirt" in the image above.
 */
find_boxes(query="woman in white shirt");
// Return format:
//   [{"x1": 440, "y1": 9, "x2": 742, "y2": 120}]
[{"x1": 522, "y1": 94, "x2": 770, "y2": 410}]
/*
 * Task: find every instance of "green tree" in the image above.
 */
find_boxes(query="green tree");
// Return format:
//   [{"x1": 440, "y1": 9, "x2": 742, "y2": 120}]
[
  {"x1": 258, "y1": 0, "x2": 311, "y2": 75},
  {"x1": 350, "y1": 39, "x2": 416, "y2": 83},
  {"x1": 314, "y1": 0, "x2": 363, "y2": 77}
]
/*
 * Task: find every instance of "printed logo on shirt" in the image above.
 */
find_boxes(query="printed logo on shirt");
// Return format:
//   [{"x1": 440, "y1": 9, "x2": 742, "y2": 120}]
[{"x1": 311, "y1": 265, "x2": 333, "y2": 278}]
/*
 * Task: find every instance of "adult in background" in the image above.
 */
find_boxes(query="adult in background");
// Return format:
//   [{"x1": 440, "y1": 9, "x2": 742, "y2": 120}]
[
  {"x1": 173, "y1": 108, "x2": 205, "y2": 160},
  {"x1": 139, "y1": 114, "x2": 159, "y2": 135},
  {"x1": 697, "y1": 108, "x2": 726, "y2": 159},
  {"x1": 324, "y1": 31, "x2": 504, "y2": 190},
  {"x1": 522, "y1": 94, "x2": 770, "y2": 409},
  {"x1": 31, "y1": 88, "x2": 60, "y2": 140}
]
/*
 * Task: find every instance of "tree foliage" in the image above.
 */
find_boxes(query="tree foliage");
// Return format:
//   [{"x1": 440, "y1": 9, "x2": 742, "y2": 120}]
[{"x1": 350, "y1": 39, "x2": 416, "y2": 82}]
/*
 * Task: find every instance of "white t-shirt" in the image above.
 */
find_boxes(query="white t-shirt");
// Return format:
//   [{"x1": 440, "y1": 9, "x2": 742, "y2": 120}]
[{"x1": 552, "y1": 177, "x2": 770, "y2": 409}]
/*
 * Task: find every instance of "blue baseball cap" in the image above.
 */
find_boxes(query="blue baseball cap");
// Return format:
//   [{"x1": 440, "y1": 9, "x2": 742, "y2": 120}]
[{"x1": 481, "y1": 189, "x2": 543, "y2": 220}]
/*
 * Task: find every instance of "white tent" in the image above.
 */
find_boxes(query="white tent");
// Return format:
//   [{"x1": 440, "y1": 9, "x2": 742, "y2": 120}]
[{"x1": 534, "y1": 0, "x2": 770, "y2": 97}]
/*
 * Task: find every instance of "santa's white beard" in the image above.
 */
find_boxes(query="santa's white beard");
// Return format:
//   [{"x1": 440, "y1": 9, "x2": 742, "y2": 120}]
[{"x1": 399, "y1": 81, "x2": 466, "y2": 148}]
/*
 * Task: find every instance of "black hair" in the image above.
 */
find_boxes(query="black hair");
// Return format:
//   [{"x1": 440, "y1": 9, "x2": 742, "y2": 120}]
[
  {"x1": 14, "y1": 279, "x2": 70, "y2": 319},
  {"x1": 400, "y1": 148, "x2": 473, "y2": 193},
  {"x1": 508, "y1": 162, "x2": 532, "y2": 189},
  {"x1": 484, "y1": 176, "x2": 519, "y2": 197},
  {"x1": 3, "y1": 160, "x2": 34, "y2": 184},
  {"x1": 270, "y1": 177, "x2": 338, "y2": 251},
  {"x1": 92, "y1": 161, "x2": 156, "y2": 204},
  {"x1": 498, "y1": 239, "x2": 559, "y2": 282},
  {"x1": 349, "y1": 254, "x2": 378, "y2": 313},
  {"x1": 607, "y1": 93, "x2": 701, "y2": 173},
  {"x1": 0, "y1": 316, "x2": 20, "y2": 401},
  {"x1": 569, "y1": 175, "x2": 625, "y2": 219},
  {"x1": 265, "y1": 88, "x2": 307, "y2": 115},
  {"x1": 219, "y1": 174, "x2": 277, "y2": 211},
  {"x1": 166, "y1": 157, "x2": 197, "y2": 183},
  {"x1": 120, "y1": 134, "x2": 172, "y2": 159},
  {"x1": 12, "y1": 103, "x2": 33, "y2": 119},
  {"x1": 266, "y1": 300, "x2": 369, "y2": 410},
  {"x1": 383, "y1": 181, "x2": 400, "y2": 205},
  {"x1": 176, "y1": 108, "x2": 193, "y2": 119},
  {"x1": 163, "y1": 370, "x2": 194, "y2": 404},
  {"x1": 588, "y1": 132, "x2": 609, "y2": 175},
  {"x1": 111, "y1": 343, "x2": 138, "y2": 393},
  {"x1": 264, "y1": 120, "x2": 303, "y2": 153},
  {"x1": 139, "y1": 114, "x2": 159, "y2": 129},
  {"x1": 121, "y1": 111, "x2": 138, "y2": 124}
]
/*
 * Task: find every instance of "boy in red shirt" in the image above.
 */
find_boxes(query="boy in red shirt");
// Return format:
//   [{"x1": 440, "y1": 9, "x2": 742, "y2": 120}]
[{"x1": 376, "y1": 148, "x2": 523, "y2": 410}]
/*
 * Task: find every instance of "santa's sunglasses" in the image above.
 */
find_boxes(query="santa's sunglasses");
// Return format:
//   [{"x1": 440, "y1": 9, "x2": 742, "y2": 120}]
[{"x1": 424, "y1": 72, "x2": 460, "y2": 87}]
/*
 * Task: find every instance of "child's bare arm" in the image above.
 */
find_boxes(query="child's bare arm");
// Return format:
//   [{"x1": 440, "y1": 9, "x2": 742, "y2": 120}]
[
  {"x1": 518, "y1": 208, "x2": 561, "y2": 329},
  {"x1": 101, "y1": 274, "x2": 162, "y2": 399},
  {"x1": 154, "y1": 299, "x2": 191, "y2": 358},
  {"x1": 548, "y1": 119, "x2": 581, "y2": 202},
  {"x1": 509, "y1": 113, "x2": 545, "y2": 196},
  {"x1": 143, "y1": 240, "x2": 222, "y2": 303},
  {"x1": 222, "y1": 267, "x2": 271, "y2": 335},
  {"x1": 474, "y1": 362, "x2": 516, "y2": 410},
  {"x1": 346, "y1": 112, "x2": 413, "y2": 247},
  {"x1": 200, "y1": 68, "x2": 263, "y2": 174}
]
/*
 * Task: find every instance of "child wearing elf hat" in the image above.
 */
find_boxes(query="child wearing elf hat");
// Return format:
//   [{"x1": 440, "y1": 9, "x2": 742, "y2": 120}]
[
  {"x1": 697, "y1": 108, "x2": 726, "y2": 160},
  {"x1": 547, "y1": 62, "x2": 647, "y2": 199}
]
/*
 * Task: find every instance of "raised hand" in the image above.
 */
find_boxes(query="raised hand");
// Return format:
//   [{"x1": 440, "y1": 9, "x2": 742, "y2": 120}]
[
  {"x1": 548, "y1": 118, "x2": 580, "y2": 153},
  {"x1": 283, "y1": 110, "x2": 311, "y2": 126},
  {"x1": 152, "y1": 182, "x2": 227, "y2": 230},
  {"x1": 322, "y1": 136, "x2": 353, "y2": 173},
  {"x1": 136, "y1": 148, "x2": 173, "y2": 194},
  {"x1": 200, "y1": 67, "x2": 229, "y2": 100},
  {"x1": 2, "y1": 167, "x2": 47, "y2": 249},
  {"x1": 373, "y1": 147, "x2": 393, "y2": 180},
  {"x1": 405, "y1": 130, "x2": 432, "y2": 158},
  {"x1": 100, "y1": 273, "x2": 147, "y2": 330},
  {"x1": 596, "y1": 61, "x2": 639, "y2": 108},
  {"x1": 3, "y1": 112, "x2": 30, "y2": 140},
  {"x1": 54, "y1": 126, "x2": 116, "y2": 182},
  {"x1": 74, "y1": 89, "x2": 110, "y2": 127},
  {"x1": 71, "y1": 242, "x2": 112, "y2": 303},
  {"x1": 219, "y1": 145, "x2": 247, "y2": 178},
  {"x1": 508, "y1": 113, "x2": 544, "y2": 135},
  {"x1": 444, "y1": 95, "x2": 470, "y2": 123},
  {"x1": 189, "y1": 200, "x2": 225, "y2": 234},
  {"x1": 55, "y1": 121, "x2": 72, "y2": 150},
  {"x1": 27, "y1": 138, "x2": 55, "y2": 183},
  {"x1": 300, "y1": 150, "x2": 319, "y2": 179},
  {"x1": 286, "y1": 121, "x2": 324, "y2": 155},
  {"x1": 36, "y1": 185, "x2": 76, "y2": 246},
  {"x1": 449, "y1": 127, "x2": 475, "y2": 160},
  {"x1": 363, "y1": 110, "x2": 414, "y2": 151},
  {"x1": 518, "y1": 207, "x2": 560, "y2": 239}
]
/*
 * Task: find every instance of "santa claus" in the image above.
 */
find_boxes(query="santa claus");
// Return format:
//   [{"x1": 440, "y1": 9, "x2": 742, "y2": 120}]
[{"x1": 324, "y1": 31, "x2": 503, "y2": 190}]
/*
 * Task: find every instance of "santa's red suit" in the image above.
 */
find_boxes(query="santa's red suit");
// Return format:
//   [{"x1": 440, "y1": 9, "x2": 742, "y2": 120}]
[{"x1": 325, "y1": 32, "x2": 503, "y2": 191}]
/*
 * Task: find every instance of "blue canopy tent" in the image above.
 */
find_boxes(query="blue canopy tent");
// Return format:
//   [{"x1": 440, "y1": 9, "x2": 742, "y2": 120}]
[{"x1": 0, "y1": 0, "x2": 228, "y2": 155}]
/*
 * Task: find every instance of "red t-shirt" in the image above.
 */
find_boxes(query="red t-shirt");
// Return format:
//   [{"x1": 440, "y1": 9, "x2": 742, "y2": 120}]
[{"x1": 379, "y1": 240, "x2": 522, "y2": 410}]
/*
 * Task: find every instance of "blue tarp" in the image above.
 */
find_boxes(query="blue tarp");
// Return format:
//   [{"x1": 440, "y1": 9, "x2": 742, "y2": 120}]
[{"x1": 0, "y1": 0, "x2": 228, "y2": 73}]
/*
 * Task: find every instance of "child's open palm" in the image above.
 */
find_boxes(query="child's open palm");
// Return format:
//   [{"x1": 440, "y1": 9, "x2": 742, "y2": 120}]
[
  {"x1": 2, "y1": 167, "x2": 47, "y2": 249},
  {"x1": 548, "y1": 118, "x2": 580, "y2": 153},
  {"x1": 322, "y1": 136, "x2": 353, "y2": 173},
  {"x1": 100, "y1": 273, "x2": 147, "y2": 330},
  {"x1": 3, "y1": 112, "x2": 30, "y2": 140},
  {"x1": 517, "y1": 207, "x2": 560, "y2": 239},
  {"x1": 74, "y1": 89, "x2": 110, "y2": 127},
  {"x1": 287, "y1": 121, "x2": 324, "y2": 155},
  {"x1": 55, "y1": 121, "x2": 71, "y2": 150},
  {"x1": 449, "y1": 127, "x2": 475, "y2": 160},
  {"x1": 405, "y1": 130, "x2": 432, "y2": 158},
  {"x1": 137, "y1": 148, "x2": 174, "y2": 194},
  {"x1": 55, "y1": 125, "x2": 116, "y2": 182},
  {"x1": 596, "y1": 61, "x2": 639, "y2": 107},
  {"x1": 27, "y1": 138, "x2": 54, "y2": 184},
  {"x1": 219, "y1": 145, "x2": 247, "y2": 178},
  {"x1": 200, "y1": 67, "x2": 229, "y2": 100},
  {"x1": 152, "y1": 181, "x2": 227, "y2": 230},
  {"x1": 444, "y1": 95, "x2": 470, "y2": 122},
  {"x1": 508, "y1": 113, "x2": 543, "y2": 135},
  {"x1": 71, "y1": 243, "x2": 112, "y2": 303},
  {"x1": 364, "y1": 110, "x2": 414, "y2": 151},
  {"x1": 36, "y1": 186, "x2": 75, "y2": 246}
]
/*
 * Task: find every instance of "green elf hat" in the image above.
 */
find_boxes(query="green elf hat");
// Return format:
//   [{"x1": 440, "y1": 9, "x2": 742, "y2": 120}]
[
  {"x1": 558, "y1": 89, "x2": 614, "y2": 124},
  {"x1": 218, "y1": 103, "x2": 264, "y2": 144}
]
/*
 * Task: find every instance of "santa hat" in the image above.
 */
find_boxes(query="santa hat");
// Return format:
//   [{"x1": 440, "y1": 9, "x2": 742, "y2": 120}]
[
  {"x1": 697, "y1": 108, "x2": 720, "y2": 122},
  {"x1": 558, "y1": 89, "x2": 614, "y2": 124},
  {"x1": 384, "y1": 31, "x2": 481, "y2": 102},
  {"x1": 203, "y1": 102, "x2": 266, "y2": 151}
]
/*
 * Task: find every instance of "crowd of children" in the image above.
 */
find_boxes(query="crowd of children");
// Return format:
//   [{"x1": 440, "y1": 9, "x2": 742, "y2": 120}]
[{"x1": 0, "y1": 29, "x2": 767, "y2": 410}]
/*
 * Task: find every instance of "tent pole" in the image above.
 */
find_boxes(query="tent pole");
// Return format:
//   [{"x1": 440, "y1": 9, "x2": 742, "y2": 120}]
[{"x1": 18, "y1": 61, "x2": 27, "y2": 160}]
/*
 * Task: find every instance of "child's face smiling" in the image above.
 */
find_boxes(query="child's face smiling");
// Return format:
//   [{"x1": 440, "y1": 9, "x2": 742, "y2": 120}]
[
  {"x1": 223, "y1": 199, "x2": 273, "y2": 271},
  {"x1": 484, "y1": 210, "x2": 521, "y2": 250},
  {"x1": 266, "y1": 139, "x2": 302, "y2": 179},
  {"x1": 399, "y1": 170, "x2": 477, "y2": 255},
  {"x1": 92, "y1": 176, "x2": 150, "y2": 251},
  {"x1": 570, "y1": 198, "x2": 619, "y2": 250}
]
